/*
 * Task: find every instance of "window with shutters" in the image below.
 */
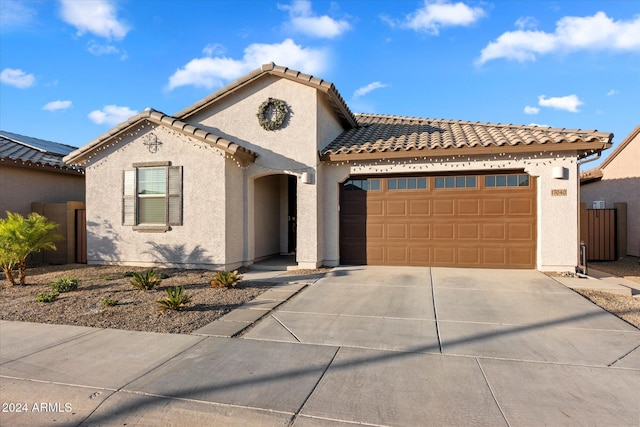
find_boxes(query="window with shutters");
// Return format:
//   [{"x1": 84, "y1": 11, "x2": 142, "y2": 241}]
[{"x1": 123, "y1": 162, "x2": 182, "y2": 231}]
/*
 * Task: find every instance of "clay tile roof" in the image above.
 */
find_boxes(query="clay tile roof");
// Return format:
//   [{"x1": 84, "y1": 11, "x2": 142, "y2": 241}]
[
  {"x1": 64, "y1": 108, "x2": 257, "y2": 166},
  {"x1": 0, "y1": 130, "x2": 83, "y2": 174},
  {"x1": 320, "y1": 113, "x2": 613, "y2": 161},
  {"x1": 176, "y1": 63, "x2": 357, "y2": 128}
]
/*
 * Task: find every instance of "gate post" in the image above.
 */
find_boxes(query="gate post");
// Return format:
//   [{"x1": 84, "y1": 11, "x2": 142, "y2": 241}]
[{"x1": 614, "y1": 202, "x2": 627, "y2": 259}]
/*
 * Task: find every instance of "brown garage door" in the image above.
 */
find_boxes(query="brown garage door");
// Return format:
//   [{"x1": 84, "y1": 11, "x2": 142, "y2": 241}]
[{"x1": 340, "y1": 173, "x2": 536, "y2": 268}]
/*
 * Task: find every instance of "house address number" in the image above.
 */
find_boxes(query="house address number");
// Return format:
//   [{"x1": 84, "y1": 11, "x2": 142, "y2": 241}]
[{"x1": 551, "y1": 189, "x2": 567, "y2": 196}]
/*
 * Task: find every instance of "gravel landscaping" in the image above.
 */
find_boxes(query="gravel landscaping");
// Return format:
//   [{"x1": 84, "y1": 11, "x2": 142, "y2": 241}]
[{"x1": 0, "y1": 264, "x2": 280, "y2": 334}]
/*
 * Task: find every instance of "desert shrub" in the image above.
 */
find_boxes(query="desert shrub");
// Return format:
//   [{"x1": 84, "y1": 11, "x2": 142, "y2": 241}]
[
  {"x1": 102, "y1": 275, "x2": 112, "y2": 281},
  {"x1": 156, "y1": 286, "x2": 191, "y2": 311},
  {"x1": 123, "y1": 271, "x2": 136, "y2": 277},
  {"x1": 101, "y1": 298, "x2": 118, "y2": 307},
  {"x1": 130, "y1": 270, "x2": 162, "y2": 291},
  {"x1": 35, "y1": 292, "x2": 58, "y2": 303},
  {"x1": 210, "y1": 270, "x2": 242, "y2": 288},
  {"x1": 50, "y1": 276, "x2": 78, "y2": 293}
]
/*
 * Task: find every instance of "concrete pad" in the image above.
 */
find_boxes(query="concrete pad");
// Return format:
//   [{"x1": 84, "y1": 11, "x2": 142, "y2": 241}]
[
  {"x1": 613, "y1": 344, "x2": 640, "y2": 369},
  {"x1": 0, "y1": 377, "x2": 113, "y2": 427},
  {"x1": 253, "y1": 288, "x2": 301, "y2": 301},
  {"x1": 279, "y1": 283, "x2": 434, "y2": 319},
  {"x1": 219, "y1": 308, "x2": 268, "y2": 322},
  {"x1": 191, "y1": 320, "x2": 251, "y2": 337},
  {"x1": 0, "y1": 329, "x2": 203, "y2": 389},
  {"x1": 301, "y1": 347, "x2": 507, "y2": 426},
  {"x1": 318, "y1": 266, "x2": 431, "y2": 287},
  {"x1": 124, "y1": 337, "x2": 339, "y2": 414},
  {"x1": 245, "y1": 312, "x2": 440, "y2": 353},
  {"x1": 431, "y1": 268, "x2": 573, "y2": 293},
  {"x1": 555, "y1": 275, "x2": 633, "y2": 296},
  {"x1": 434, "y1": 287, "x2": 636, "y2": 331},
  {"x1": 239, "y1": 299, "x2": 282, "y2": 310},
  {"x1": 241, "y1": 316, "x2": 300, "y2": 343},
  {"x1": 0, "y1": 321, "x2": 98, "y2": 363},
  {"x1": 440, "y1": 320, "x2": 640, "y2": 366},
  {"x1": 81, "y1": 391, "x2": 293, "y2": 426},
  {"x1": 480, "y1": 358, "x2": 640, "y2": 426}
]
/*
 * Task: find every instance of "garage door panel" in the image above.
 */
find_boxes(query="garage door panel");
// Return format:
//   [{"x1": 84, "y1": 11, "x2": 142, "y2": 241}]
[
  {"x1": 457, "y1": 223, "x2": 480, "y2": 240},
  {"x1": 458, "y1": 199, "x2": 480, "y2": 215},
  {"x1": 340, "y1": 175, "x2": 536, "y2": 268}
]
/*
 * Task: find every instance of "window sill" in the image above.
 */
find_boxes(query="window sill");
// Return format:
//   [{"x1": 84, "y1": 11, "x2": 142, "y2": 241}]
[{"x1": 132, "y1": 225, "x2": 171, "y2": 233}]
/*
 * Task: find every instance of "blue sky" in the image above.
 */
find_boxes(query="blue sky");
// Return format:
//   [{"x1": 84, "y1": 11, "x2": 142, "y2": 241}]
[{"x1": 1, "y1": 0, "x2": 639, "y2": 165}]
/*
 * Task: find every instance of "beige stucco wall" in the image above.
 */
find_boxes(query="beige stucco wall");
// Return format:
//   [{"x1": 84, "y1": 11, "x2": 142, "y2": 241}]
[
  {"x1": 254, "y1": 174, "x2": 281, "y2": 259},
  {"x1": 189, "y1": 76, "x2": 337, "y2": 268},
  {"x1": 320, "y1": 153, "x2": 581, "y2": 271},
  {"x1": 0, "y1": 165, "x2": 84, "y2": 217},
  {"x1": 581, "y1": 133, "x2": 640, "y2": 256},
  {"x1": 83, "y1": 122, "x2": 232, "y2": 268}
]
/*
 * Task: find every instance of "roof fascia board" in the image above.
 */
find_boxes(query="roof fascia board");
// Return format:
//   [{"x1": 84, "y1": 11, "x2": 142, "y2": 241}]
[
  {"x1": 64, "y1": 110, "x2": 256, "y2": 166},
  {"x1": 320, "y1": 141, "x2": 612, "y2": 162},
  {"x1": 1, "y1": 158, "x2": 84, "y2": 175}
]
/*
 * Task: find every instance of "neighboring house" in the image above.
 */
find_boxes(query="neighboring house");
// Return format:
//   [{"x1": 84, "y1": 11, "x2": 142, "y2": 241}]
[
  {"x1": 0, "y1": 130, "x2": 86, "y2": 264},
  {"x1": 64, "y1": 63, "x2": 612, "y2": 272},
  {"x1": 581, "y1": 125, "x2": 640, "y2": 257}
]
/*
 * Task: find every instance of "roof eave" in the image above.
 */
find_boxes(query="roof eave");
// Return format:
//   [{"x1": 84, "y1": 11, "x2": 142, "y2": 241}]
[{"x1": 320, "y1": 141, "x2": 612, "y2": 163}]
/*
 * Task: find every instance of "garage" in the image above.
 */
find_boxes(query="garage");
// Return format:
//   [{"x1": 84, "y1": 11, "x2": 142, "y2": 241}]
[{"x1": 340, "y1": 172, "x2": 536, "y2": 268}]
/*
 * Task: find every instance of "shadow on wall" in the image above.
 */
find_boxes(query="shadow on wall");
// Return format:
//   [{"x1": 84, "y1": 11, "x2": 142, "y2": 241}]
[
  {"x1": 86, "y1": 219, "x2": 121, "y2": 262},
  {"x1": 144, "y1": 242, "x2": 212, "y2": 266}
]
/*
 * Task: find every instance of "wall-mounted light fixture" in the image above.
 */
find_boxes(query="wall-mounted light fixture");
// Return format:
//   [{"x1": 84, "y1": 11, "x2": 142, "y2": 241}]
[{"x1": 552, "y1": 166, "x2": 567, "y2": 179}]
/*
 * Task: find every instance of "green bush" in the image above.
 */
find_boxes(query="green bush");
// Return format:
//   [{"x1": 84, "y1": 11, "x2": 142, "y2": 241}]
[
  {"x1": 101, "y1": 298, "x2": 118, "y2": 307},
  {"x1": 156, "y1": 286, "x2": 191, "y2": 311},
  {"x1": 130, "y1": 270, "x2": 162, "y2": 291},
  {"x1": 50, "y1": 276, "x2": 78, "y2": 293},
  {"x1": 210, "y1": 270, "x2": 242, "y2": 288},
  {"x1": 35, "y1": 292, "x2": 58, "y2": 303}
]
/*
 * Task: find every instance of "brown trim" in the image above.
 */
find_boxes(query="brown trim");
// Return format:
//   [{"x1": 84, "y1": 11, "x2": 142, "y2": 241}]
[
  {"x1": 133, "y1": 161, "x2": 171, "y2": 167},
  {"x1": 0, "y1": 158, "x2": 85, "y2": 175},
  {"x1": 320, "y1": 141, "x2": 611, "y2": 162}
]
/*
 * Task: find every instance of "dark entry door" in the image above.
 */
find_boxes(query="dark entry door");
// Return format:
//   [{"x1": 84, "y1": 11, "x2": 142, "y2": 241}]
[{"x1": 288, "y1": 175, "x2": 297, "y2": 253}]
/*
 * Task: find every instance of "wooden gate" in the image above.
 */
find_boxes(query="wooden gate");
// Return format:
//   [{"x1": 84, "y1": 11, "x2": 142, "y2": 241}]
[
  {"x1": 75, "y1": 209, "x2": 87, "y2": 263},
  {"x1": 585, "y1": 209, "x2": 616, "y2": 261}
]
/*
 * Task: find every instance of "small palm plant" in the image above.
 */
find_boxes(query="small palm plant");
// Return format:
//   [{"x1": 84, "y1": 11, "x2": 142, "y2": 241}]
[
  {"x1": 210, "y1": 270, "x2": 242, "y2": 288},
  {"x1": 130, "y1": 270, "x2": 162, "y2": 291},
  {"x1": 156, "y1": 286, "x2": 191, "y2": 311}
]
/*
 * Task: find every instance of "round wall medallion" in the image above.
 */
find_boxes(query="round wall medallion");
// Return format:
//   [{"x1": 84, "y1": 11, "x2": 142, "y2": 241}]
[{"x1": 257, "y1": 98, "x2": 288, "y2": 131}]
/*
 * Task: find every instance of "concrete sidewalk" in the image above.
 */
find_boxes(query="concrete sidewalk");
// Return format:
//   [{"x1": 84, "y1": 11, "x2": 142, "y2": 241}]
[{"x1": 1, "y1": 267, "x2": 639, "y2": 426}]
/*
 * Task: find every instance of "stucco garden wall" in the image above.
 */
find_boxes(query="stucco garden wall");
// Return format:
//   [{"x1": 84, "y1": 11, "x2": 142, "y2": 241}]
[
  {"x1": 0, "y1": 165, "x2": 84, "y2": 216},
  {"x1": 83, "y1": 123, "x2": 230, "y2": 268},
  {"x1": 320, "y1": 153, "x2": 581, "y2": 271}
]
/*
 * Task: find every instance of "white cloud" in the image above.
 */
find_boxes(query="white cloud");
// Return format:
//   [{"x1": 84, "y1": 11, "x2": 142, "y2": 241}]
[
  {"x1": 43, "y1": 100, "x2": 72, "y2": 112},
  {"x1": 59, "y1": 0, "x2": 129, "y2": 40},
  {"x1": 403, "y1": 0, "x2": 486, "y2": 35},
  {"x1": 538, "y1": 94, "x2": 583, "y2": 113},
  {"x1": 88, "y1": 105, "x2": 138, "y2": 125},
  {"x1": 354, "y1": 82, "x2": 388, "y2": 99},
  {"x1": 515, "y1": 16, "x2": 538, "y2": 31},
  {"x1": 279, "y1": 0, "x2": 351, "y2": 38},
  {"x1": 0, "y1": 0, "x2": 37, "y2": 29},
  {"x1": 203, "y1": 43, "x2": 226, "y2": 57},
  {"x1": 0, "y1": 68, "x2": 35, "y2": 88},
  {"x1": 478, "y1": 12, "x2": 640, "y2": 64},
  {"x1": 606, "y1": 89, "x2": 619, "y2": 96},
  {"x1": 524, "y1": 105, "x2": 539, "y2": 115},
  {"x1": 167, "y1": 38, "x2": 328, "y2": 90}
]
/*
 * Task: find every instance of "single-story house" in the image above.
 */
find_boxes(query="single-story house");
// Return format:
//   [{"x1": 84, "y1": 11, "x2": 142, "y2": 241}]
[
  {"x1": 64, "y1": 63, "x2": 612, "y2": 272},
  {"x1": 580, "y1": 125, "x2": 640, "y2": 257},
  {"x1": 0, "y1": 130, "x2": 86, "y2": 264}
]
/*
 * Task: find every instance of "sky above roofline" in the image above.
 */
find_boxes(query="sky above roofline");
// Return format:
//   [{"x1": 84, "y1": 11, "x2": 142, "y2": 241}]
[{"x1": 1, "y1": 0, "x2": 638, "y2": 168}]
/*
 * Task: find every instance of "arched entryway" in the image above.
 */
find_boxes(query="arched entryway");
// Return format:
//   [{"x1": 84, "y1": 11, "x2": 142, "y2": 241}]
[{"x1": 252, "y1": 174, "x2": 297, "y2": 263}]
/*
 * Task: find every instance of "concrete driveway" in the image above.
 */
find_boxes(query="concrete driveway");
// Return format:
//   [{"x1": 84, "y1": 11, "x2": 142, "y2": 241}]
[{"x1": 1, "y1": 266, "x2": 639, "y2": 426}]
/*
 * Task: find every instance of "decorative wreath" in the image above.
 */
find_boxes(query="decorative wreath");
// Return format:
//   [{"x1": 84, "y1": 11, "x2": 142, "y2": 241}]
[{"x1": 257, "y1": 98, "x2": 288, "y2": 131}]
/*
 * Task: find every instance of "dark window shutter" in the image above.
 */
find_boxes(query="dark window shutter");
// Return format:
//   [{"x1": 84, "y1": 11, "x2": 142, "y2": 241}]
[
  {"x1": 167, "y1": 166, "x2": 182, "y2": 225},
  {"x1": 123, "y1": 169, "x2": 136, "y2": 225}
]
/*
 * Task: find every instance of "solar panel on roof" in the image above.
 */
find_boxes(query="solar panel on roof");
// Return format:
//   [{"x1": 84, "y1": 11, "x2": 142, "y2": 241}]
[{"x1": 0, "y1": 130, "x2": 77, "y2": 156}]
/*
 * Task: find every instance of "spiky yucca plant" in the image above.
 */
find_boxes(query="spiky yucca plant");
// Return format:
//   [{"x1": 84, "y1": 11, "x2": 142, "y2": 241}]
[
  {"x1": 210, "y1": 270, "x2": 242, "y2": 288},
  {"x1": 156, "y1": 286, "x2": 191, "y2": 311},
  {"x1": 130, "y1": 270, "x2": 162, "y2": 291}
]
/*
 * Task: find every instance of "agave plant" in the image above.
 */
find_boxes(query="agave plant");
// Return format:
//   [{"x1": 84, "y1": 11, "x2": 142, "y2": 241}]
[
  {"x1": 156, "y1": 286, "x2": 191, "y2": 311},
  {"x1": 130, "y1": 270, "x2": 162, "y2": 291},
  {"x1": 210, "y1": 270, "x2": 242, "y2": 288}
]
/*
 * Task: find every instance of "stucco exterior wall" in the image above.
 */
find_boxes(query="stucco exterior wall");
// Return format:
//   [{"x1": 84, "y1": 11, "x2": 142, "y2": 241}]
[
  {"x1": 83, "y1": 123, "x2": 229, "y2": 268},
  {"x1": 0, "y1": 165, "x2": 84, "y2": 216},
  {"x1": 254, "y1": 174, "x2": 281, "y2": 259},
  {"x1": 191, "y1": 76, "x2": 328, "y2": 268},
  {"x1": 320, "y1": 153, "x2": 581, "y2": 271},
  {"x1": 581, "y1": 133, "x2": 640, "y2": 256}
]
